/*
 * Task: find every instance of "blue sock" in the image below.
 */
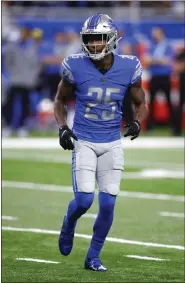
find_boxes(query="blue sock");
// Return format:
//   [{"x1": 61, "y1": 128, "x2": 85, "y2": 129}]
[
  {"x1": 65, "y1": 192, "x2": 94, "y2": 230},
  {"x1": 86, "y1": 192, "x2": 116, "y2": 259}
]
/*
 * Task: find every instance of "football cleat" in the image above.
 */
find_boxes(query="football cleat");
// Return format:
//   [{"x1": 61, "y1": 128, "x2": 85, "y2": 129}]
[
  {"x1": 58, "y1": 216, "x2": 75, "y2": 256},
  {"x1": 84, "y1": 258, "x2": 107, "y2": 272}
]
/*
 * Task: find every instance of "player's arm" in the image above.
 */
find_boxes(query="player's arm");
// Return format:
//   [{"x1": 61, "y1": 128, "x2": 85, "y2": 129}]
[
  {"x1": 174, "y1": 55, "x2": 185, "y2": 73},
  {"x1": 54, "y1": 79, "x2": 77, "y2": 150},
  {"x1": 124, "y1": 78, "x2": 148, "y2": 140},
  {"x1": 54, "y1": 78, "x2": 74, "y2": 126},
  {"x1": 144, "y1": 46, "x2": 173, "y2": 67},
  {"x1": 144, "y1": 55, "x2": 170, "y2": 66},
  {"x1": 130, "y1": 78, "x2": 148, "y2": 124}
]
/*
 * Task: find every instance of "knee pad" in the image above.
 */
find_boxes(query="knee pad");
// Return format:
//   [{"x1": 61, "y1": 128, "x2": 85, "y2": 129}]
[
  {"x1": 97, "y1": 170, "x2": 122, "y2": 196},
  {"x1": 75, "y1": 192, "x2": 94, "y2": 211},
  {"x1": 77, "y1": 180, "x2": 95, "y2": 193},
  {"x1": 76, "y1": 170, "x2": 95, "y2": 193},
  {"x1": 107, "y1": 182, "x2": 120, "y2": 196},
  {"x1": 107, "y1": 170, "x2": 122, "y2": 195}
]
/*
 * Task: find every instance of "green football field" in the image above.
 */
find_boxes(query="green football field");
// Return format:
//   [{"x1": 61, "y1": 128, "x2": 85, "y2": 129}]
[{"x1": 2, "y1": 138, "x2": 185, "y2": 282}]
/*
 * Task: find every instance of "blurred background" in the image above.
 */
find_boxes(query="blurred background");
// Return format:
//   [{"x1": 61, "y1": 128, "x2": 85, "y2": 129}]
[{"x1": 2, "y1": 0, "x2": 185, "y2": 137}]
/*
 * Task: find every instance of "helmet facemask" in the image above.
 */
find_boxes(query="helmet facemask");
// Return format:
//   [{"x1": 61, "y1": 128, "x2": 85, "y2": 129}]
[{"x1": 81, "y1": 32, "x2": 118, "y2": 61}]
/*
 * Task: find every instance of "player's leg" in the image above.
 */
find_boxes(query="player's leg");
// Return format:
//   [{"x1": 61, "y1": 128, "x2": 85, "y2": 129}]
[
  {"x1": 85, "y1": 192, "x2": 116, "y2": 272},
  {"x1": 162, "y1": 76, "x2": 175, "y2": 134},
  {"x1": 59, "y1": 140, "x2": 97, "y2": 256},
  {"x1": 147, "y1": 76, "x2": 158, "y2": 130},
  {"x1": 18, "y1": 87, "x2": 30, "y2": 136},
  {"x1": 85, "y1": 142, "x2": 124, "y2": 271},
  {"x1": 66, "y1": 141, "x2": 97, "y2": 224},
  {"x1": 3, "y1": 86, "x2": 16, "y2": 136}
]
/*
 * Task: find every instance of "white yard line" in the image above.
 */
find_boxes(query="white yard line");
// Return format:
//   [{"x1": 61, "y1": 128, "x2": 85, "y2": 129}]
[
  {"x1": 2, "y1": 180, "x2": 184, "y2": 202},
  {"x1": 2, "y1": 152, "x2": 72, "y2": 164},
  {"x1": 2, "y1": 137, "x2": 184, "y2": 149},
  {"x1": 2, "y1": 151, "x2": 183, "y2": 170},
  {"x1": 82, "y1": 213, "x2": 97, "y2": 219},
  {"x1": 160, "y1": 212, "x2": 185, "y2": 218},
  {"x1": 16, "y1": 256, "x2": 168, "y2": 263},
  {"x1": 16, "y1": 258, "x2": 59, "y2": 264},
  {"x1": 2, "y1": 226, "x2": 184, "y2": 251},
  {"x1": 126, "y1": 255, "x2": 168, "y2": 261},
  {"x1": 2, "y1": 216, "x2": 17, "y2": 221},
  {"x1": 122, "y1": 170, "x2": 184, "y2": 179},
  {"x1": 2, "y1": 152, "x2": 184, "y2": 179},
  {"x1": 126, "y1": 160, "x2": 183, "y2": 170}
]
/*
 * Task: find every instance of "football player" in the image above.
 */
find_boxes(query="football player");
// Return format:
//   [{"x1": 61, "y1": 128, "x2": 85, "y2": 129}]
[{"x1": 54, "y1": 13, "x2": 148, "y2": 272}]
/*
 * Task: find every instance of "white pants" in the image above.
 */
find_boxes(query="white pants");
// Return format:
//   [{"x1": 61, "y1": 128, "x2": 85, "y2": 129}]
[{"x1": 72, "y1": 139, "x2": 124, "y2": 195}]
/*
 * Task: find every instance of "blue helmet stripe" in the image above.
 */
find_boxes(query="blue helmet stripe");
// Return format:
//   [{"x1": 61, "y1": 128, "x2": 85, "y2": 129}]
[
  {"x1": 87, "y1": 15, "x2": 94, "y2": 28},
  {"x1": 88, "y1": 14, "x2": 101, "y2": 29},
  {"x1": 88, "y1": 14, "x2": 97, "y2": 28},
  {"x1": 94, "y1": 13, "x2": 102, "y2": 27}
]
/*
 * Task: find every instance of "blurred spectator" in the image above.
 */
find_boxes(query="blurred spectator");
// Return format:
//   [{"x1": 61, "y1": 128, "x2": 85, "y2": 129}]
[
  {"x1": 174, "y1": 48, "x2": 185, "y2": 135},
  {"x1": 172, "y1": 0, "x2": 185, "y2": 18},
  {"x1": 31, "y1": 28, "x2": 49, "y2": 96},
  {"x1": 32, "y1": 28, "x2": 44, "y2": 46},
  {"x1": 3, "y1": 26, "x2": 41, "y2": 137},
  {"x1": 40, "y1": 32, "x2": 67, "y2": 100},
  {"x1": 2, "y1": 0, "x2": 20, "y2": 42},
  {"x1": 115, "y1": 27, "x2": 138, "y2": 56},
  {"x1": 64, "y1": 27, "x2": 81, "y2": 56},
  {"x1": 143, "y1": 27, "x2": 175, "y2": 132},
  {"x1": 2, "y1": 42, "x2": 9, "y2": 110},
  {"x1": 87, "y1": 1, "x2": 117, "y2": 7},
  {"x1": 53, "y1": 32, "x2": 69, "y2": 57},
  {"x1": 9, "y1": 0, "x2": 121, "y2": 7},
  {"x1": 63, "y1": 28, "x2": 81, "y2": 129}
]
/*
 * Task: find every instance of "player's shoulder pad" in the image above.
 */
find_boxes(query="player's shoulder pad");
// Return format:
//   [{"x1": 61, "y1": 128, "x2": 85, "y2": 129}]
[
  {"x1": 118, "y1": 54, "x2": 140, "y2": 66},
  {"x1": 63, "y1": 53, "x2": 86, "y2": 67},
  {"x1": 117, "y1": 54, "x2": 142, "y2": 84},
  {"x1": 68, "y1": 53, "x2": 86, "y2": 59},
  {"x1": 61, "y1": 53, "x2": 85, "y2": 84},
  {"x1": 62, "y1": 53, "x2": 86, "y2": 73}
]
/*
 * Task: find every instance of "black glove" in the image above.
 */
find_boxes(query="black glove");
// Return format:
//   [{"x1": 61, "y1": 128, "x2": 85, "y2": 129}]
[
  {"x1": 124, "y1": 120, "x2": 141, "y2": 140},
  {"x1": 59, "y1": 125, "x2": 78, "y2": 150}
]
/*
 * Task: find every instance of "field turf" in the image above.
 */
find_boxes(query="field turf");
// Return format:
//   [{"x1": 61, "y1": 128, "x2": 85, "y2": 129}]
[{"x1": 2, "y1": 141, "x2": 184, "y2": 282}]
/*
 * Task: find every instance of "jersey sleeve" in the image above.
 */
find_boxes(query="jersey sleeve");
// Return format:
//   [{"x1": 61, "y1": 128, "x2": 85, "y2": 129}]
[
  {"x1": 130, "y1": 57, "x2": 143, "y2": 85},
  {"x1": 60, "y1": 57, "x2": 75, "y2": 84}
]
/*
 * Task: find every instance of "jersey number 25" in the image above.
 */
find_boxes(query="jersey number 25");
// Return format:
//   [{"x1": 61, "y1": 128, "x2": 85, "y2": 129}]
[{"x1": 84, "y1": 87, "x2": 120, "y2": 121}]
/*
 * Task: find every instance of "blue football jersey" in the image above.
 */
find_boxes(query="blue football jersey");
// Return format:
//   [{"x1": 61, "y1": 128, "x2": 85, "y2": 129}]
[{"x1": 61, "y1": 53, "x2": 142, "y2": 143}]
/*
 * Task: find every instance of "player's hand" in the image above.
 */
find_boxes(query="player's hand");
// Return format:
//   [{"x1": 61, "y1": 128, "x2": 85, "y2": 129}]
[
  {"x1": 59, "y1": 125, "x2": 78, "y2": 150},
  {"x1": 124, "y1": 120, "x2": 141, "y2": 140}
]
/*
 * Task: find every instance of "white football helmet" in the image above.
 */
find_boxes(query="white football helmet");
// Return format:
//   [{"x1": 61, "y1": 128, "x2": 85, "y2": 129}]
[{"x1": 80, "y1": 13, "x2": 121, "y2": 61}]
